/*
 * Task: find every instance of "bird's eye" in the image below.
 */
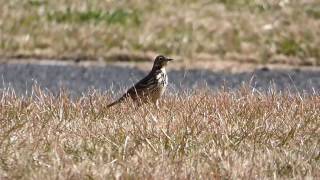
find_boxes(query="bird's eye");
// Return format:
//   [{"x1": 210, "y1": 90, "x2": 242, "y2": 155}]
[{"x1": 158, "y1": 56, "x2": 163, "y2": 61}]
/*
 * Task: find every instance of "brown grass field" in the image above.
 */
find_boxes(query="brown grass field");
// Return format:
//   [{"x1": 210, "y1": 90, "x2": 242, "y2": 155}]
[
  {"x1": 1, "y1": 0, "x2": 320, "y2": 65},
  {"x1": 0, "y1": 86, "x2": 319, "y2": 179}
]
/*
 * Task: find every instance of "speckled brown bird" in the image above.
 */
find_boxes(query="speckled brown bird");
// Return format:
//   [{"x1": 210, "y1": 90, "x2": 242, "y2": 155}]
[{"x1": 107, "y1": 55, "x2": 173, "y2": 108}]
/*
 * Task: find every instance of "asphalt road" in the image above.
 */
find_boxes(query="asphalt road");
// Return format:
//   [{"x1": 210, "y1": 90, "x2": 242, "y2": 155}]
[{"x1": 0, "y1": 63, "x2": 319, "y2": 97}]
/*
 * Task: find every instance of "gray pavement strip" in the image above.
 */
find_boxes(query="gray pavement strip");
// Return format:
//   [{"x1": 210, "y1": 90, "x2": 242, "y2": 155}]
[{"x1": 0, "y1": 63, "x2": 319, "y2": 97}]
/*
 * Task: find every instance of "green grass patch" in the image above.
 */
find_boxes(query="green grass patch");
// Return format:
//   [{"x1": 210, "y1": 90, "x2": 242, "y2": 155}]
[
  {"x1": 277, "y1": 38, "x2": 303, "y2": 56},
  {"x1": 47, "y1": 8, "x2": 141, "y2": 25},
  {"x1": 217, "y1": 0, "x2": 276, "y2": 12},
  {"x1": 305, "y1": 5, "x2": 320, "y2": 19},
  {"x1": 28, "y1": 0, "x2": 47, "y2": 6}
]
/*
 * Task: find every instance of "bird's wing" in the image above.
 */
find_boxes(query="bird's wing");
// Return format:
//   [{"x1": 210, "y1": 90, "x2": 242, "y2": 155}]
[
  {"x1": 107, "y1": 71, "x2": 160, "y2": 107},
  {"x1": 127, "y1": 72, "x2": 158, "y2": 96}
]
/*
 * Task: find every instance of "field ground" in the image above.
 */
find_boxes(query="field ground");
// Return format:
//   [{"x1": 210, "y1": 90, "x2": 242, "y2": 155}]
[
  {"x1": 0, "y1": 87, "x2": 319, "y2": 179},
  {"x1": 1, "y1": 0, "x2": 320, "y2": 65}
]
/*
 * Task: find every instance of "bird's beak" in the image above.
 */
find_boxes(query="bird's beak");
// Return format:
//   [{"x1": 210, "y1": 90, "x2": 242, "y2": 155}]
[{"x1": 166, "y1": 57, "x2": 173, "y2": 61}]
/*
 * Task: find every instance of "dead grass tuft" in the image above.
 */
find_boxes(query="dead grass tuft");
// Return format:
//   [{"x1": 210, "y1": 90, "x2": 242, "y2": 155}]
[{"x1": 0, "y1": 86, "x2": 319, "y2": 179}]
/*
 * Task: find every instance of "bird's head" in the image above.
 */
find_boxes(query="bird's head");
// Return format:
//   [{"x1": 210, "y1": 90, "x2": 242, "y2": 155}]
[{"x1": 152, "y1": 55, "x2": 173, "y2": 69}]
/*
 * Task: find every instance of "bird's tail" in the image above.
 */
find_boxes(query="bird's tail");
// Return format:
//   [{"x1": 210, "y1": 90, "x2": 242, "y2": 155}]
[
  {"x1": 107, "y1": 95, "x2": 127, "y2": 108},
  {"x1": 106, "y1": 101, "x2": 118, "y2": 108}
]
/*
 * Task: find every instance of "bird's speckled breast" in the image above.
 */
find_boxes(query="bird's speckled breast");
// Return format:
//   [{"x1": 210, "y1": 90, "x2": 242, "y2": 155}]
[{"x1": 151, "y1": 68, "x2": 168, "y2": 101}]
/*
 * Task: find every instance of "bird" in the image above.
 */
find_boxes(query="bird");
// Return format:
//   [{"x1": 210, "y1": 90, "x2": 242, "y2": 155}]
[{"x1": 107, "y1": 55, "x2": 173, "y2": 108}]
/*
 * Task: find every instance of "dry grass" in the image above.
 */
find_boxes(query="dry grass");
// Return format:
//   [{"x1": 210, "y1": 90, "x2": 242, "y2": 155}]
[
  {"x1": 0, "y1": 0, "x2": 320, "y2": 65},
  {"x1": 0, "y1": 86, "x2": 319, "y2": 179}
]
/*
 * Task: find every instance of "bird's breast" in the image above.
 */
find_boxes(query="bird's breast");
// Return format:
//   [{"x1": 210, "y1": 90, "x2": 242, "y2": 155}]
[{"x1": 155, "y1": 70, "x2": 168, "y2": 87}]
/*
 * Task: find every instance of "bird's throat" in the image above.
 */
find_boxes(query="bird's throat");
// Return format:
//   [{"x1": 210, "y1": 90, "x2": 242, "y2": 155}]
[{"x1": 160, "y1": 67, "x2": 166, "y2": 73}]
